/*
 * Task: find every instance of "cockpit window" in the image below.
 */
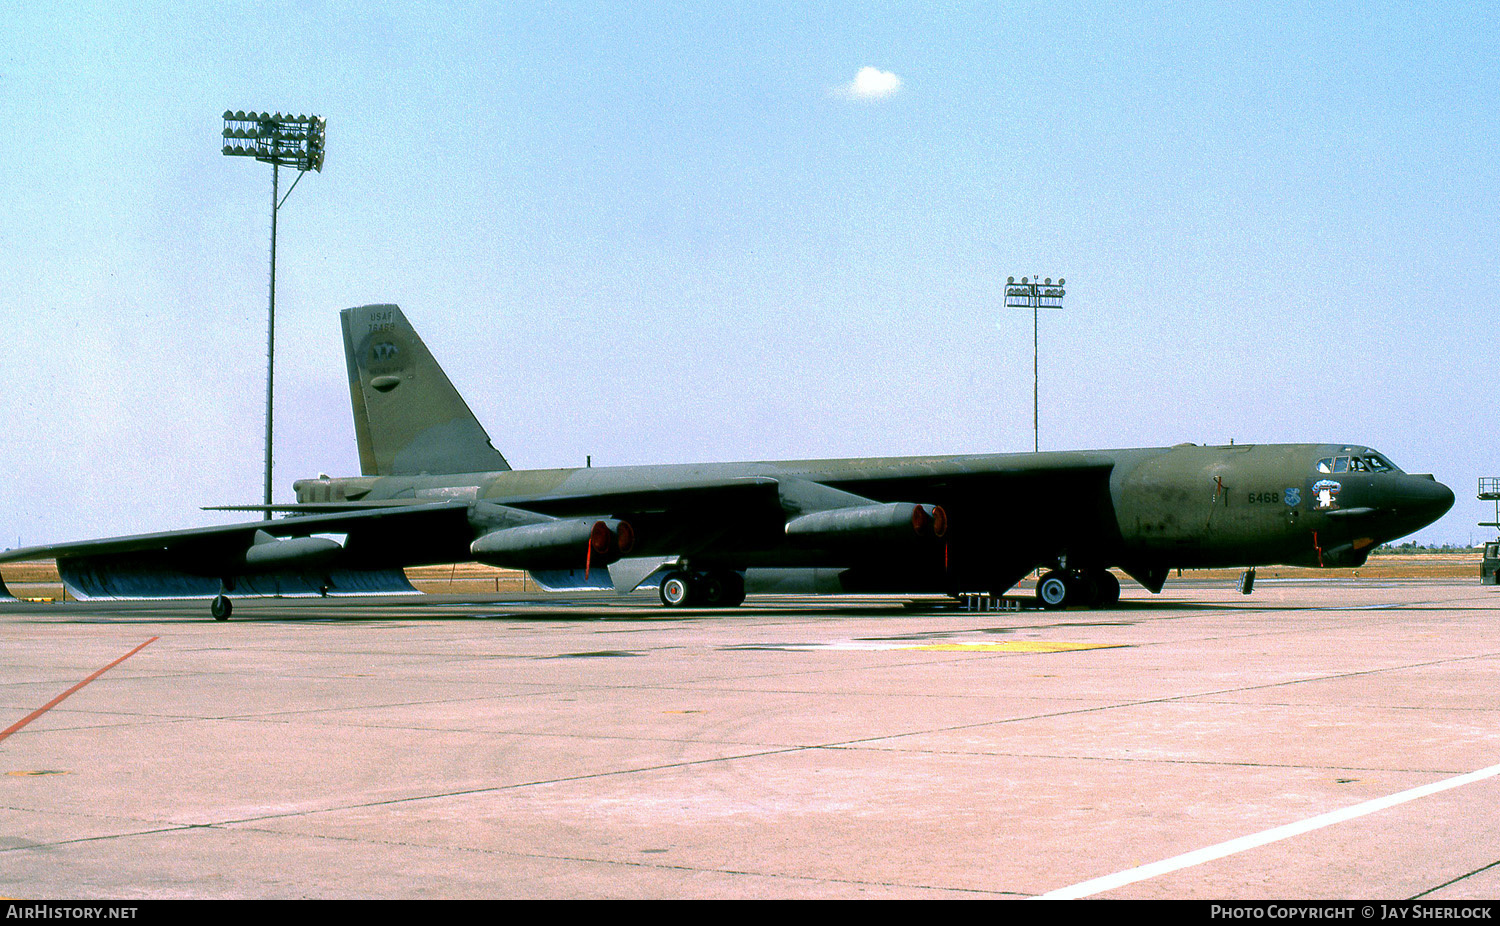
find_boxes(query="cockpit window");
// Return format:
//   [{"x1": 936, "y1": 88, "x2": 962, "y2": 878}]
[{"x1": 1315, "y1": 453, "x2": 1401, "y2": 475}]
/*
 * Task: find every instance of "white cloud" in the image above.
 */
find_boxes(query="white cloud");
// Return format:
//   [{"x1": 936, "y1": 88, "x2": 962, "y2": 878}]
[{"x1": 835, "y1": 66, "x2": 902, "y2": 100}]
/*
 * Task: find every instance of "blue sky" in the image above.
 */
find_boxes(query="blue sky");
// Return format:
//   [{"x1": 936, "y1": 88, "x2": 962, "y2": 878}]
[{"x1": 2, "y1": 1, "x2": 1496, "y2": 547}]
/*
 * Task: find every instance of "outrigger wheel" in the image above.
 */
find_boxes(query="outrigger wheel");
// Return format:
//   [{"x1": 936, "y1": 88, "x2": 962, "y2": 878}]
[{"x1": 211, "y1": 594, "x2": 233, "y2": 621}]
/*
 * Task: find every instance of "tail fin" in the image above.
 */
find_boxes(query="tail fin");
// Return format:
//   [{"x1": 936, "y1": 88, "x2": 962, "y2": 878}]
[{"x1": 341, "y1": 304, "x2": 511, "y2": 476}]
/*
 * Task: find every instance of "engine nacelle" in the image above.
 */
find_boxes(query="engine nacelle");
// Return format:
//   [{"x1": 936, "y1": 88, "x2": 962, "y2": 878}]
[
  {"x1": 241, "y1": 531, "x2": 343, "y2": 570},
  {"x1": 785, "y1": 503, "x2": 947, "y2": 544},
  {"x1": 470, "y1": 518, "x2": 635, "y2": 571}
]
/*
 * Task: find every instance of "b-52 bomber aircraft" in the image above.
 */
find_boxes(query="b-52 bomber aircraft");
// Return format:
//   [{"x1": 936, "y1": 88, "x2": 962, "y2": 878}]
[{"x1": 0, "y1": 304, "x2": 1454, "y2": 618}]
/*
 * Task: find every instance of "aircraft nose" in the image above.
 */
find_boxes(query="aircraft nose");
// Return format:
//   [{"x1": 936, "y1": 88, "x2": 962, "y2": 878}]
[{"x1": 1399, "y1": 475, "x2": 1455, "y2": 526}]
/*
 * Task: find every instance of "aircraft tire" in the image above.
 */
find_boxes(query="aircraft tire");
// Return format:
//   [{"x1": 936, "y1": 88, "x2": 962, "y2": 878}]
[
  {"x1": 659, "y1": 572, "x2": 693, "y2": 607},
  {"x1": 696, "y1": 570, "x2": 749, "y2": 607},
  {"x1": 211, "y1": 595, "x2": 232, "y2": 621},
  {"x1": 698, "y1": 573, "x2": 726, "y2": 606},
  {"x1": 1090, "y1": 570, "x2": 1121, "y2": 608},
  {"x1": 1070, "y1": 572, "x2": 1099, "y2": 608},
  {"x1": 721, "y1": 572, "x2": 746, "y2": 607},
  {"x1": 1036, "y1": 571, "x2": 1070, "y2": 610}
]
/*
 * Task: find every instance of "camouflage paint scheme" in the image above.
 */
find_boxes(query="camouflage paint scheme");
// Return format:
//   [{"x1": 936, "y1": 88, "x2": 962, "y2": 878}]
[{"x1": 0, "y1": 305, "x2": 1454, "y2": 617}]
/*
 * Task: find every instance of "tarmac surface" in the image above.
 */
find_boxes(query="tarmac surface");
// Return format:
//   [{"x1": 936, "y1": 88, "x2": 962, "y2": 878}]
[{"x1": 2, "y1": 577, "x2": 1499, "y2": 899}]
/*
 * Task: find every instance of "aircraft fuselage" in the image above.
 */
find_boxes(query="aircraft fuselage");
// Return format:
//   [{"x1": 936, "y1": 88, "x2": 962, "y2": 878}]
[{"x1": 294, "y1": 441, "x2": 1454, "y2": 600}]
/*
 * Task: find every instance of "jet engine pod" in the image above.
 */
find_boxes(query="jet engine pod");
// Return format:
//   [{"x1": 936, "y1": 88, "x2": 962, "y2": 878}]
[
  {"x1": 471, "y1": 518, "x2": 633, "y2": 570},
  {"x1": 911, "y1": 504, "x2": 948, "y2": 539},
  {"x1": 785, "y1": 503, "x2": 949, "y2": 544},
  {"x1": 241, "y1": 531, "x2": 343, "y2": 570},
  {"x1": 591, "y1": 518, "x2": 635, "y2": 559}
]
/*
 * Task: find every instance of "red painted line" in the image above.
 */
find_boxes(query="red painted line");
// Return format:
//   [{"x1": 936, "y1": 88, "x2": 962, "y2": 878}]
[{"x1": 0, "y1": 637, "x2": 158, "y2": 744}]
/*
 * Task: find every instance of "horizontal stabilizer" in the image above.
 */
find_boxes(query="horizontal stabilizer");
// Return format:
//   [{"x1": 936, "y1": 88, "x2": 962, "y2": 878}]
[{"x1": 205, "y1": 501, "x2": 441, "y2": 513}]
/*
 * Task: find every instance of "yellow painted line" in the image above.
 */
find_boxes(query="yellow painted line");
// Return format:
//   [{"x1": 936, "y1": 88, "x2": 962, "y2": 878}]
[{"x1": 907, "y1": 642, "x2": 1124, "y2": 653}]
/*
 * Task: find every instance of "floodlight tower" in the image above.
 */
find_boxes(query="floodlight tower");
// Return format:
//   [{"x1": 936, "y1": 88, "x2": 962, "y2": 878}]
[
  {"x1": 222, "y1": 111, "x2": 326, "y2": 517},
  {"x1": 1005, "y1": 276, "x2": 1065, "y2": 452}
]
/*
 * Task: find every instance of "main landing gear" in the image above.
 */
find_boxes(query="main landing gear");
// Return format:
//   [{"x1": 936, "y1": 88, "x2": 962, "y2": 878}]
[
  {"x1": 658, "y1": 569, "x2": 746, "y2": 608},
  {"x1": 1034, "y1": 569, "x2": 1120, "y2": 610}
]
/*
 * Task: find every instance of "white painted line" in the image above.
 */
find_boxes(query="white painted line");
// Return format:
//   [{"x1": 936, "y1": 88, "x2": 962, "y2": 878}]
[{"x1": 1039, "y1": 760, "x2": 1500, "y2": 899}]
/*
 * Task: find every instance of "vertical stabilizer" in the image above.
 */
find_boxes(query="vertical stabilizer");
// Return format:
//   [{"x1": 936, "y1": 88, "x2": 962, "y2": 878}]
[{"x1": 340, "y1": 304, "x2": 511, "y2": 476}]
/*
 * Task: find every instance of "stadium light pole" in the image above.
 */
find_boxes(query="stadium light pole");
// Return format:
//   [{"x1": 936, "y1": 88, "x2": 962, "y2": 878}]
[
  {"x1": 222, "y1": 111, "x2": 326, "y2": 517},
  {"x1": 1005, "y1": 276, "x2": 1065, "y2": 452}
]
